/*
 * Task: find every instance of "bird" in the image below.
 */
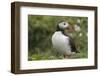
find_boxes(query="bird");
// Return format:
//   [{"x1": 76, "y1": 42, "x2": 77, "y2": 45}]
[{"x1": 52, "y1": 21, "x2": 79, "y2": 58}]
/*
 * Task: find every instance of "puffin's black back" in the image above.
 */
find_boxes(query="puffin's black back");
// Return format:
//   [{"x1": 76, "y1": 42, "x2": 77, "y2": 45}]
[{"x1": 69, "y1": 37, "x2": 79, "y2": 53}]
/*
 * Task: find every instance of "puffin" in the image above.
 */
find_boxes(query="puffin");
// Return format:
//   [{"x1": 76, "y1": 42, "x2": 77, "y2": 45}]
[{"x1": 52, "y1": 21, "x2": 79, "y2": 58}]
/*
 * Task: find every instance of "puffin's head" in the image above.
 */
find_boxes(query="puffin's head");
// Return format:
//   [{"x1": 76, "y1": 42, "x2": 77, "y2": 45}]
[{"x1": 56, "y1": 21, "x2": 74, "y2": 32}]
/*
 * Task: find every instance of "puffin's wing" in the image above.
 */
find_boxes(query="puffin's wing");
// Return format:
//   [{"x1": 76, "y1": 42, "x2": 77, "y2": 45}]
[{"x1": 69, "y1": 37, "x2": 79, "y2": 53}]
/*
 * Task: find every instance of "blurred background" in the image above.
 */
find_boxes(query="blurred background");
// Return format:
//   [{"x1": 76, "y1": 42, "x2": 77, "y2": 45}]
[{"x1": 28, "y1": 15, "x2": 88, "y2": 61}]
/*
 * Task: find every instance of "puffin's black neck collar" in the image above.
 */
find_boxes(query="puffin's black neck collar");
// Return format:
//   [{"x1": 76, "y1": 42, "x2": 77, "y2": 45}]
[{"x1": 56, "y1": 30, "x2": 69, "y2": 36}]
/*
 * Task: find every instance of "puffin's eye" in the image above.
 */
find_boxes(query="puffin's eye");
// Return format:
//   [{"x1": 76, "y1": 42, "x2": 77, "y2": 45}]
[{"x1": 63, "y1": 23, "x2": 66, "y2": 25}]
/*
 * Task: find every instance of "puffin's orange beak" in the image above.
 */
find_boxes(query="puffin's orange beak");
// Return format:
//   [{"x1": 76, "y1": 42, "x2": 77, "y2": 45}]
[{"x1": 66, "y1": 25, "x2": 75, "y2": 33}]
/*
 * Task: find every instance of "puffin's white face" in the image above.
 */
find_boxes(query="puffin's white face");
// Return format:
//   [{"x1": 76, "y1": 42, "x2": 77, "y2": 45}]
[{"x1": 58, "y1": 22, "x2": 69, "y2": 30}]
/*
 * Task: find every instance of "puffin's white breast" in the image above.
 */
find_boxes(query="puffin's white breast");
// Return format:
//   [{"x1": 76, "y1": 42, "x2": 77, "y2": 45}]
[{"x1": 52, "y1": 31, "x2": 71, "y2": 54}]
